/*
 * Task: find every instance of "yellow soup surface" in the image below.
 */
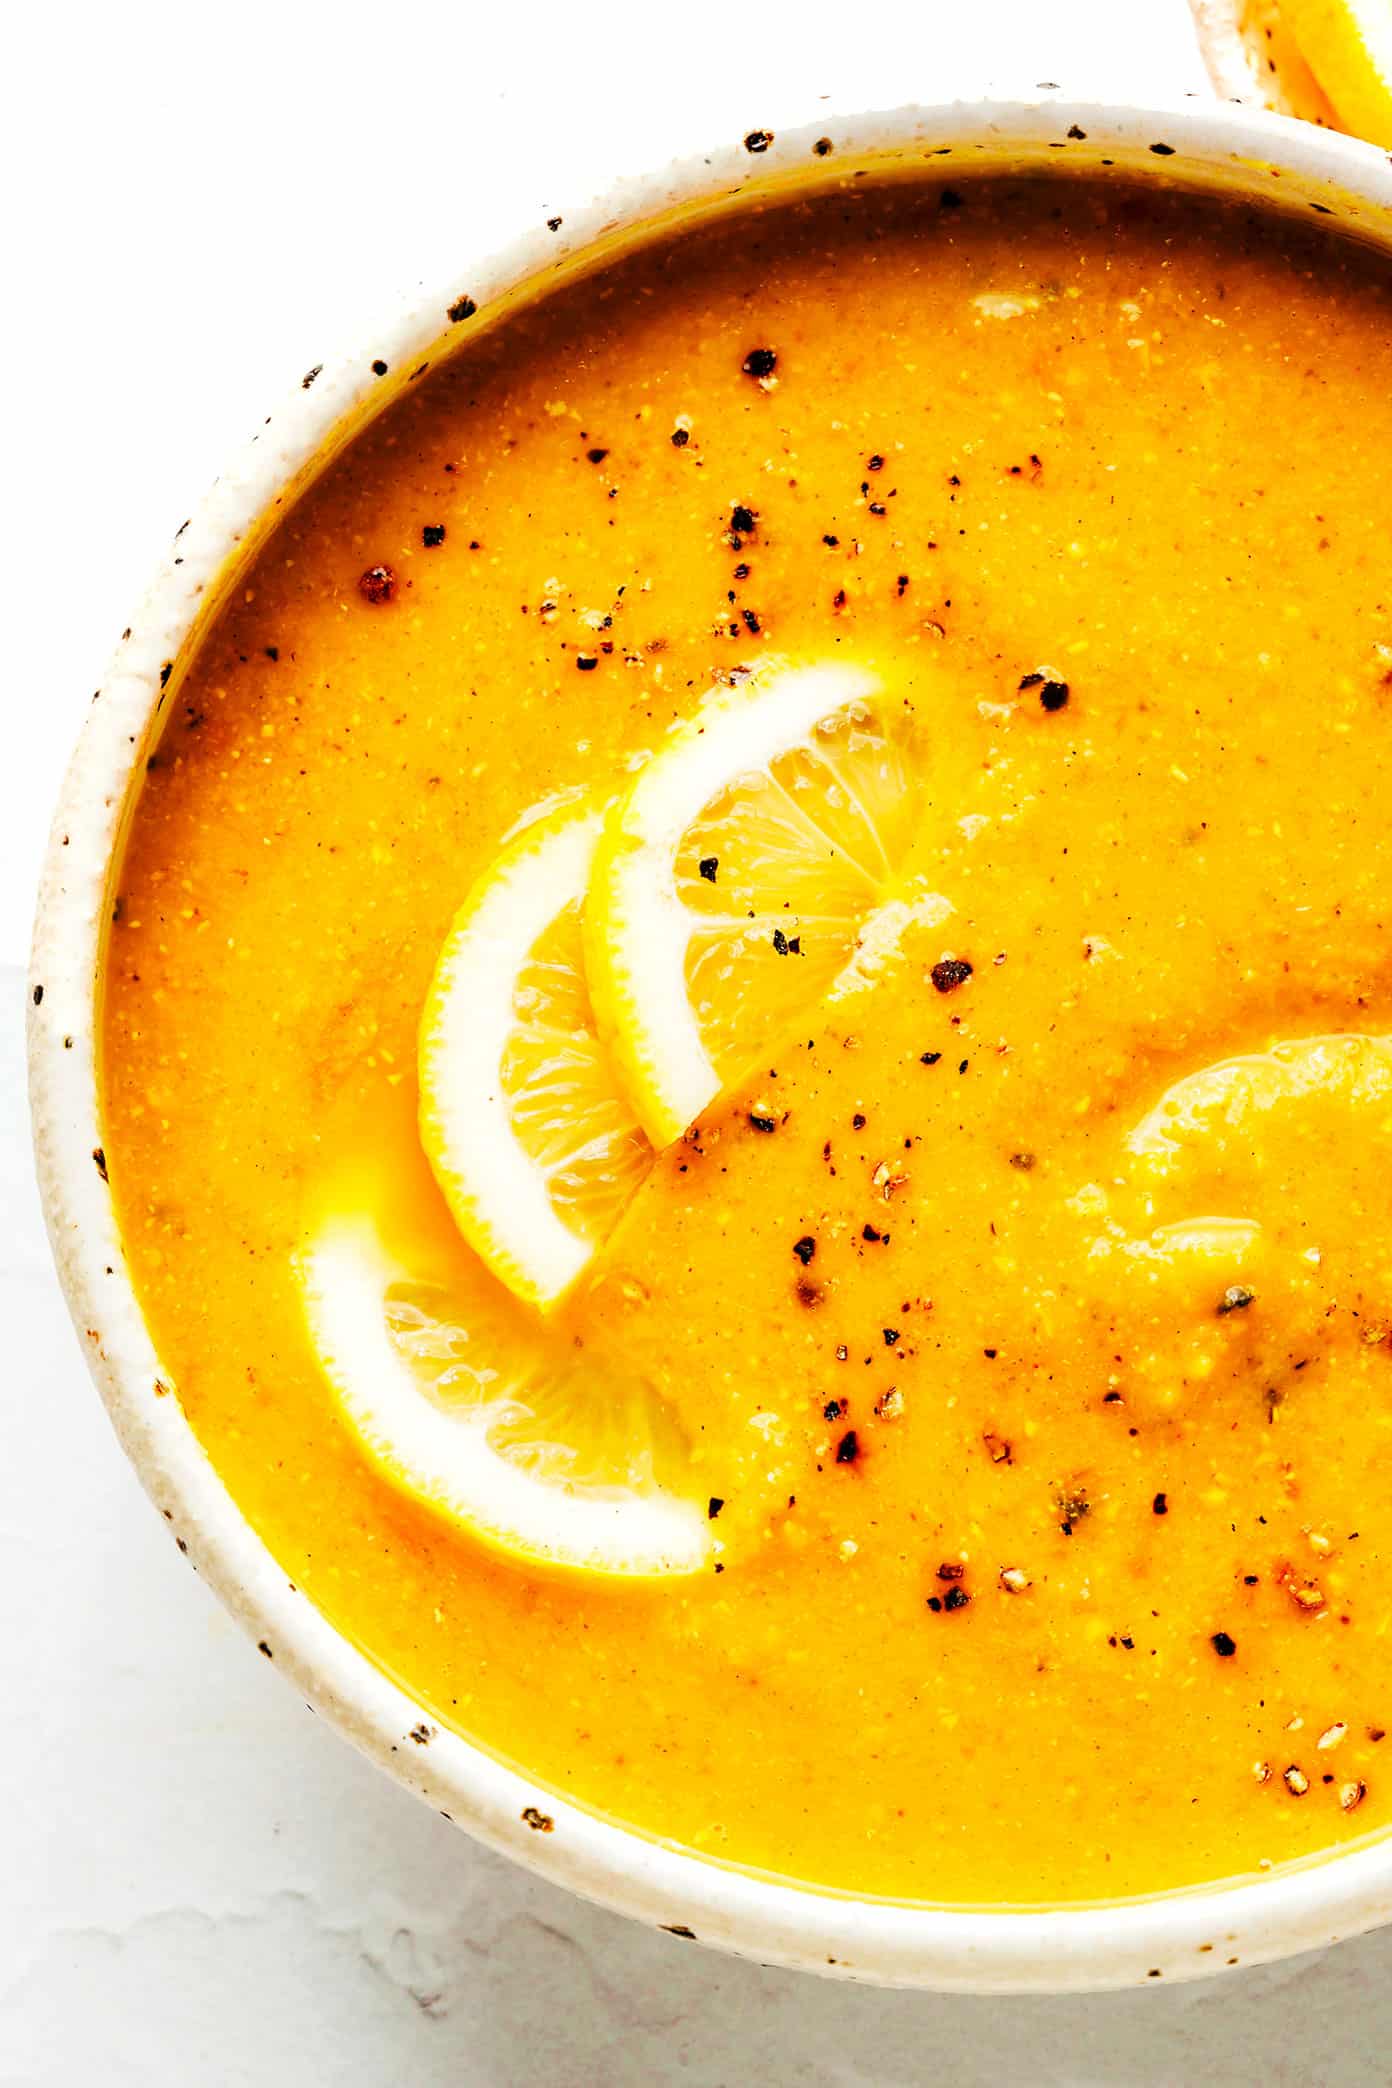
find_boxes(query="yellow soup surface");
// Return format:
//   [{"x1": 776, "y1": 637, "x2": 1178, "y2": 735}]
[{"x1": 102, "y1": 176, "x2": 1392, "y2": 1905}]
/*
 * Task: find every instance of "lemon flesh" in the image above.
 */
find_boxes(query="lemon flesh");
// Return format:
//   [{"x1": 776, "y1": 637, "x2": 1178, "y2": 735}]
[
  {"x1": 585, "y1": 662, "x2": 921, "y2": 1148},
  {"x1": 299, "y1": 1209, "x2": 711, "y2": 1577},
  {"x1": 420, "y1": 796, "x2": 652, "y2": 1311}
]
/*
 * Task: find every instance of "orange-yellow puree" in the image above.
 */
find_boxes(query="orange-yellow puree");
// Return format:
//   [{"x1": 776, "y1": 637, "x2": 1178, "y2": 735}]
[{"x1": 102, "y1": 177, "x2": 1392, "y2": 1903}]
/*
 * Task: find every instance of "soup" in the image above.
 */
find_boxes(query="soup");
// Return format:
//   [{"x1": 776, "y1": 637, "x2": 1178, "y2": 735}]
[{"x1": 101, "y1": 174, "x2": 1392, "y2": 1905}]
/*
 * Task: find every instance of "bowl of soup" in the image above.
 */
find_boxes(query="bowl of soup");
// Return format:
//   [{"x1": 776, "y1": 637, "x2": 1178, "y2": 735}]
[{"x1": 29, "y1": 92, "x2": 1392, "y2": 1990}]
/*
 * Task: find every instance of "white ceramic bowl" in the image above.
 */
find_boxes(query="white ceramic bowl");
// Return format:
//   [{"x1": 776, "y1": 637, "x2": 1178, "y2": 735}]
[{"x1": 29, "y1": 92, "x2": 1392, "y2": 1993}]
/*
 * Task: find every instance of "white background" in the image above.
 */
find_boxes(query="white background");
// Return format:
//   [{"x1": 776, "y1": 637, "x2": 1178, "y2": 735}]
[{"x1": 6, "y1": 2, "x2": 1392, "y2": 2079}]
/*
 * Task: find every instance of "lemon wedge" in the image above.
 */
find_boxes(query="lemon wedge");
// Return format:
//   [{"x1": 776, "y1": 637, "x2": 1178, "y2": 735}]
[
  {"x1": 585, "y1": 661, "x2": 920, "y2": 1147},
  {"x1": 419, "y1": 796, "x2": 652, "y2": 1311},
  {"x1": 299, "y1": 1208, "x2": 710, "y2": 1576}
]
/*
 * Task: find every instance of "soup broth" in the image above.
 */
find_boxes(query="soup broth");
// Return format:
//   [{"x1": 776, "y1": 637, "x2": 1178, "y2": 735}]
[{"x1": 102, "y1": 175, "x2": 1392, "y2": 1903}]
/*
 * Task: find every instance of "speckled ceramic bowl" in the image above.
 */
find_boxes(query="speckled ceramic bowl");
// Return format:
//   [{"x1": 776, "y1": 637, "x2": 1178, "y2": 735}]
[{"x1": 29, "y1": 93, "x2": 1392, "y2": 1992}]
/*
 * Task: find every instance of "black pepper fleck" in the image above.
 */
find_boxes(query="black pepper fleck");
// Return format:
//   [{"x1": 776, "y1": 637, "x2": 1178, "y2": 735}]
[
  {"x1": 1056, "y1": 1484, "x2": 1090, "y2": 1535},
  {"x1": 1211, "y1": 1631, "x2": 1238, "y2": 1658},
  {"x1": 358, "y1": 565, "x2": 397, "y2": 605},
  {"x1": 741, "y1": 348, "x2": 777, "y2": 379},
  {"x1": 932, "y1": 958, "x2": 973, "y2": 993}
]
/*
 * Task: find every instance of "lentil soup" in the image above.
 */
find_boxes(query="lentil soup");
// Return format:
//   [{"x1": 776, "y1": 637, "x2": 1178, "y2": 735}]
[{"x1": 102, "y1": 177, "x2": 1392, "y2": 1904}]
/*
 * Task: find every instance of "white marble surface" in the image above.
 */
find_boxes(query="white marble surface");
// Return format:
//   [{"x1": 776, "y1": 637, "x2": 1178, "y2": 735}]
[{"x1": 7, "y1": 1, "x2": 1392, "y2": 2078}]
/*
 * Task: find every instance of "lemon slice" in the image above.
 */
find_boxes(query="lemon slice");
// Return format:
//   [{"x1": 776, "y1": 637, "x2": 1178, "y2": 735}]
[
  {"x1": 1094, "y1": 1035, "x2": 1392, "y2": 1414},
  {"x1": 585, "y1": 661, "x2": 920, "y2": 1147},
  {"x1": 299, "y1": 1209, "x2": 710, "y2": 1576},
  {"x1": 1125, "y1": 1032, "x2": 1392, "y2": 1176},
  {"x1": 1190, "y1": 0, "x2": 1392, "y2": 141},
  {"x1": 1190, "y1": 0, "x2": 1340, "y2": 123},
  {"x1": 419, "y1": 796, "x2": 652, "y2": 1311},
  {"x1": 1280, "y1": 0, "x2": 1392, "y2": 142}
]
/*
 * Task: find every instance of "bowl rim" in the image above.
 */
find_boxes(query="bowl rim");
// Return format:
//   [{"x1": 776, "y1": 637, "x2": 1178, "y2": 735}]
[{"x1": 28, "y1": 88, "x2": 1392, "y2": 1993}]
